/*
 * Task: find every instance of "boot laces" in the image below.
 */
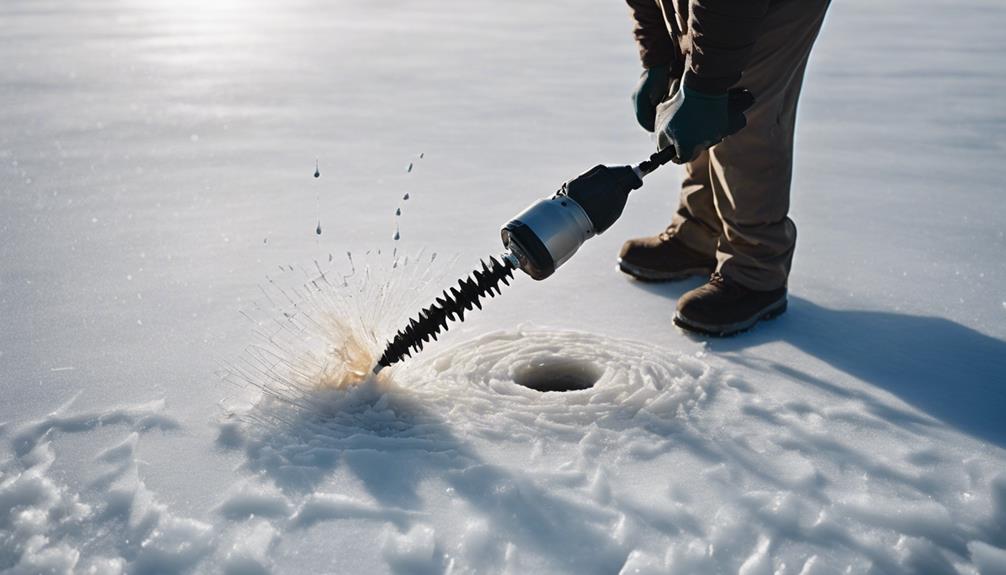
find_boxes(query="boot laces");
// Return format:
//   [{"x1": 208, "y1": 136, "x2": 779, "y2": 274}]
[
  {"x1": 708, "y1": 272, "x2": 753, "y2": 297},
  {"x1": 709, "y1": 271, "x2": 729, "y2": 288}
]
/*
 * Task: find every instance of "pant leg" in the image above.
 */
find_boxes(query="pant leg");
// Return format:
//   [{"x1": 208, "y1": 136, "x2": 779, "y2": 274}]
[
  {"x1": 708, "y1": 0, "x2": 832, "y2": 290},
  {"x1": 666, "y1": 149, "x2": 721, "y2": 256}
]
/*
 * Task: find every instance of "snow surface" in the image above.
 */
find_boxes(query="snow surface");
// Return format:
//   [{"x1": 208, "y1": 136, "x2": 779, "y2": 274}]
[{"x1": 2, "y1": 0, "x2": 1006, "y2": 573}]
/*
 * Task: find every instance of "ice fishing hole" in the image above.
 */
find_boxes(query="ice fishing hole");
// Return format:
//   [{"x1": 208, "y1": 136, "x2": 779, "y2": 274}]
[{"x1": 512, "y1": 358, "x2": 602, "y2": 392}]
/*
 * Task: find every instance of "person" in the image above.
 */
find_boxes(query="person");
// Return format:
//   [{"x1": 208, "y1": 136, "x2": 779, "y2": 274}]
[{"x1": 619, "y1": 0, "x2": 831, "y2": 336}]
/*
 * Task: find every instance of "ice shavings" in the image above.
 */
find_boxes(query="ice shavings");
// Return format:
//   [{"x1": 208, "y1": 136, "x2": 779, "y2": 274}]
[
  {"x1": 292, "y1": 493, "x2": 426, "y2": 529},
  {"x1": 378, "y1": 327, "x2": 1005, "y2": 573},
  {"x1": 12, "y1": 397, "x2": 178, "y2": 457},
  {"x1": 3, "y1": 329, "x2": 1003, "y2": 573},
  {"x1": 219, "y1": 519, "x2": 278, "y2": 575},
  {"x1": 0, "y1": 400, "x2": 210, "y2": 574},
  {"x1": 381, "y1": 523, "x2": 438, "y2": 573},
  {"x1": 404, "y1": 328, "x2": 714, "y2": 437},
  {"x1": 215, "y1": 481, "x2": 292, "y2": 521},
  {"x1": 0, "y1": 441, "x2": 91, "y2": 575}
]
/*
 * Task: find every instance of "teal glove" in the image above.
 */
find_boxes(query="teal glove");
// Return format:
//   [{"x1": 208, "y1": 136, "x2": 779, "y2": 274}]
[
  {"x1": 656, "y1": 85, "x2": 755, "y2": 163},
  {"x1": 632, "y1": 67, "x2": 675, "y2": 132}
]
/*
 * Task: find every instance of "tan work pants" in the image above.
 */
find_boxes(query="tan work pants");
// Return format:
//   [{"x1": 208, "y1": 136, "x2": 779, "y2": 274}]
[{"x1": 668, "y1": 0, "x2": 832, "y2": 290}]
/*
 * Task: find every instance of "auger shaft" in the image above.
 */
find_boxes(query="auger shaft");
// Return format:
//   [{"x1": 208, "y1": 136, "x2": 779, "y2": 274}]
[{"x1": 372, "y1": 253, "x2": 517, "y2": 373}]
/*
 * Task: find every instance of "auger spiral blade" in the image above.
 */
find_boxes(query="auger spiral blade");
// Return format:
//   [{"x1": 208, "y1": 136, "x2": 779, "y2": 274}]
[{"x1": 372, "y1": 254, "x2": 517, "y2": 373}]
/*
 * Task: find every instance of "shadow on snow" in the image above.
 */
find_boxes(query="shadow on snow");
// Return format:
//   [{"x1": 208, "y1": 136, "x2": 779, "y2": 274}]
[
  {"x1": 631, "y1": 279, "x2": 1006, "y2": 447},
  {"x1": 236, "y1": 384, "x2": 628, "y2": 575}
]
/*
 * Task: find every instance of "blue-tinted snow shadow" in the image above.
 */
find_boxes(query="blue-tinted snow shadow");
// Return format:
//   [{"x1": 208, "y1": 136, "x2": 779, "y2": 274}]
[
  {"x1": 239, "y1": 385, "x2": 628, "y2": 574},
  {"x1": 629, "y1": 282, "x2": 1006, "y2": 447}
]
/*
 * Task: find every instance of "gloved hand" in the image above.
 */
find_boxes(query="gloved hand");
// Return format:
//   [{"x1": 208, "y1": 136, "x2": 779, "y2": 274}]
[
  {"x1": 559, "y1": 164, "x2": 643, "y2": 234},
  {"x1": 632, "y1": 66, "x2": 676, "y2": 132},
  {"x1": 655, "y1": 86, "x2": 755, "y2": 163}
]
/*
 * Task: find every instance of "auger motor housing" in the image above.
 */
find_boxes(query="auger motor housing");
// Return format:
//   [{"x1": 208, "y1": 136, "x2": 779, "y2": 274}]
[{"x1": 502, "y1": 164, "x2": 644, "y2": 280}]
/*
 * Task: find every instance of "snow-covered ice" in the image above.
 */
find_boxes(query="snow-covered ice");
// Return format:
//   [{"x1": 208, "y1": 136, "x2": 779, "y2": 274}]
[{"x1": 2, "y1": 0, "x2": 1005, "y2": 572}]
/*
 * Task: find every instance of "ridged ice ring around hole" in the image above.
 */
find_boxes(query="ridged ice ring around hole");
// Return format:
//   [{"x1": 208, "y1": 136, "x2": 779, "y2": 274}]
[{"x1": 403, "y1": 328, "x2": 714, "y2": 430}]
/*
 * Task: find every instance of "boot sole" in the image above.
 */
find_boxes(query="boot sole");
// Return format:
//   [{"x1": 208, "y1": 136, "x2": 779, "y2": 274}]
[
  {"x1": 673, "y1": 297, "x2": 788, "y2": 337},
  {"x1": 617, "y1": 259, "x2": 714, "y2": 282}
]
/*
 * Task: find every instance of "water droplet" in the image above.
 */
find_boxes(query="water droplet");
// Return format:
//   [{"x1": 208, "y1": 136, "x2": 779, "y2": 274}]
[
  {"x1": 419, "y1": 152, "x2": 424, "y2": 159},
  {"x1": 407, "y1": 162, "x2": 413, "y2": 173},
  {"x1": 395, "y1": 208, "x2": 401, "y2": 216},
  {"x1": 402, "y1": 193, "x2": 410, "y2": 201},
  {"x1": 328, "y1": 253, "x2": 333, "y2": 262},
  {"x1": 263, "y1": 237, "x2": 268, "y2": 244},
  {"x1": 316, "y1": 221, "x2": 322, "y2": 235},
  {"x1": 314, "y1": 159, "x2": 320, "y2": 178},
  {"x1": 393, "y1": 226, "x2": 400, "y2": 241}
]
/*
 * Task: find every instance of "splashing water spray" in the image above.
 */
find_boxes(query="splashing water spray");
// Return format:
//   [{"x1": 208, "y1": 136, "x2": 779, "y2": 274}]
[
  {"x1": 226, "y1": 249, "x2": 463, "y2": 408},
  {"x1": 372, "y1": 146, "x2": 682, "y2": 373}
]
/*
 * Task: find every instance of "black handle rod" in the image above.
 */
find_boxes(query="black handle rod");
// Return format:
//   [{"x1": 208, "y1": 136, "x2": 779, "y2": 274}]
[{"x1": 635, "y1": 146, "x2": 678, "y2": 177}]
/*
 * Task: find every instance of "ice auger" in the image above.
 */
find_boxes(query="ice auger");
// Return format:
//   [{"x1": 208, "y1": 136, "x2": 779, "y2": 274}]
[{"x1": 371, "y1": 146, "x2": 679, "y2": 373}]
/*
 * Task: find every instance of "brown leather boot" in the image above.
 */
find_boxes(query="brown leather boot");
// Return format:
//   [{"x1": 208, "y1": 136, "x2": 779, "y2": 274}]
[
  {"x1": 674, "y1": 272, "x2": 787, "y2": 336},
  {"x1": 618, "y1": 231, "x2": 716, "y2": 282}
]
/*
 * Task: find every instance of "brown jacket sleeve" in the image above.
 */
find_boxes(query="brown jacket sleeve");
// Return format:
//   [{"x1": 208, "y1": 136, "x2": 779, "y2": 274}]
[
  {"x1": 625, "y1": 0, "x2": 675, "y2": 68},
  {"x1": 684, "y1": 0, "x2": 771, "y2": 93}
]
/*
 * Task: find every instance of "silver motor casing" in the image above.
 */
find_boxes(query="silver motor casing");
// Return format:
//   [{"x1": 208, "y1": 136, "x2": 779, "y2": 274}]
[{"x1": 502, "y1": 196, "x2": 595, "y2": 280}]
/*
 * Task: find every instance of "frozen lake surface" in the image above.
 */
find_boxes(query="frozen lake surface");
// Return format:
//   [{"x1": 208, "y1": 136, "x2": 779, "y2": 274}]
[{"x1": 2, "y1": 0, "x2": 1005, "y2": 573}]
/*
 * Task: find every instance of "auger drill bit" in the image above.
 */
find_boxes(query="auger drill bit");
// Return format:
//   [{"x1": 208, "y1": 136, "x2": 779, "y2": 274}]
[{"x1": 372, "y1": 254, "x2": 517, "y2": 373}]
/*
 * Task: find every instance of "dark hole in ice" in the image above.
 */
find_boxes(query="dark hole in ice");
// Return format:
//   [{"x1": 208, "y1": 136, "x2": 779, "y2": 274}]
[{"x1": 513, "y1": 358, "x2": 601, "y2": 392}]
